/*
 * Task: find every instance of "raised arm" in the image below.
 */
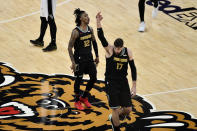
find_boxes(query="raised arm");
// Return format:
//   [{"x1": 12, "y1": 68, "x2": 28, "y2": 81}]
[
  {"x1": 127, "y1": 48, "x2": 137, "y2": 96},
  {"x1": 96, "y1": 12, "x2": 112, "y2": 54},
  {"x1": 68, "y1": 29, "x2": 79, "y2": 72},
  {"x1": 90, "y1": 27, "x2": 99, "y2": 64}
]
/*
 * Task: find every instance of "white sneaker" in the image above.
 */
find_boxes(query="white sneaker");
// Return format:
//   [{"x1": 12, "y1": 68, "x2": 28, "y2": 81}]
[
  {"x1": 152, "y1": 7, "x2": 158, "y2": 18},
  {"x1": 138, "y1": 22, "x2": 146, "y2": 32}
]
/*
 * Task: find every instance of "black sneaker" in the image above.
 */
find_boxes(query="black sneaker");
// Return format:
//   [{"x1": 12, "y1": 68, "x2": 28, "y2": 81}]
[
  {"x1": 109, "y1": 114, "x2": 121, "y2": 131},
  {"x1": 119, "y1": 114, "x2": 126, "y2": 121},
  {"x1": 126, "y1": 115, "x2": 131, "y2": 121},
  {"x1": 119, "y1": 114, "x2": 132, "y2": 121},
  {"x1": 42, "y1": 43, "x2": 57, "y2": 52},
  {"x1": 30, "y1": 39, "x2": 44, "y2": 47}
]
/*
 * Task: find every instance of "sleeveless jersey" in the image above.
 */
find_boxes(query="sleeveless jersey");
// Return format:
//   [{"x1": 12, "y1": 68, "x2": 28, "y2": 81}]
[
  {"x1": 105, "y1": 48, "x2": 129, "y2": 79},
  {"x1": 74, "y1": 26, "x2": 93, "y2": 63}
]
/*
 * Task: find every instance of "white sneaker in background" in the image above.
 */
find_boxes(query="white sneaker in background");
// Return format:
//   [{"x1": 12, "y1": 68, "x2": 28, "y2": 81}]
[
  {"x1": 138, "y1": 21, "x2": 146, "y2": 32},
  {"x1": 152, "y1": 7, "x2": 158, "y2": 18}
]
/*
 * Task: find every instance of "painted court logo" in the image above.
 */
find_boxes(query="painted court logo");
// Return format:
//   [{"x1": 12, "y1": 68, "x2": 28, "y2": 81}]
[
  {"x1": 0, "y1": 62, "x2": 197, "y2": 130},
  {"x1": 147, "y1": 0, "x2": 197, "y2": 30}
]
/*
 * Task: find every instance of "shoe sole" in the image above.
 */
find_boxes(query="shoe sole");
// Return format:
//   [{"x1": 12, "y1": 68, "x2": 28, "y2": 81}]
[
  {"x1": 74, "y1": 105, "x2": 84, "y2": 111},
  {"x1": 81, "y1": 101, "x2": 91, "y2": 108},
  {"x1": 30, "y1": 41, "x2": 44, "y2": 47},
  {"x1": 79, "y1": 97, "x2": 92, "y2": 108},
  {"x1": 84, "y1": 104, "x2": 91, "y2": 108},
  {"x1": 138, "y1": 28, "x2": 145, "y2": 32},
  {"x1": 42, "y1": 48, "x2": 57, "y2": 52}
]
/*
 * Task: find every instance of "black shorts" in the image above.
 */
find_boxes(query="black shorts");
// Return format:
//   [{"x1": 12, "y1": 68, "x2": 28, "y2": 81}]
[
  {"x1": 74, "y1": 61, "x2": 97, "y2": 77},
  {"x1": 105, "y1": 78, "x2": 132, "y2": 109}
]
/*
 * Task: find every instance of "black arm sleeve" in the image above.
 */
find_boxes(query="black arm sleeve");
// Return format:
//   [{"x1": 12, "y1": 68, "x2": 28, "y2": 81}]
[
  {"x1": 129, "y1": 60, "x2": 137, "y2": 81},
  {"x1": 48, "y1": 0, "x2": 52, "y2": 15},
  {"x1": 97, "y1": 28, "x2": 109, "y2": 47},
  {"x1": 92, "y1": 40, "x2": 99, "y2": 57}
]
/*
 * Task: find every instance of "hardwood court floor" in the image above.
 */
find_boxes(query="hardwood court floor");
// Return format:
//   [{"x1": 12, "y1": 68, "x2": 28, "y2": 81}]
[{"x1": 0, "y1": 0, "x2": 197, "y2": 130}]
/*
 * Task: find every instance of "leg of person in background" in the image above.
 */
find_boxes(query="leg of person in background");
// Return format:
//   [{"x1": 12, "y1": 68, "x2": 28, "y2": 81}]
[
  {"x1": 138, "y1": 0, "x2": 146, "y2": 32},
  {"x1": 152, "y1": 0, "x2": 159, "y2": 18},
  {"x1": 42, "y1": 16, "x2": 57, "y2": 52},
  {"x1": 30, "y1": 17, "x2": 48, "y2": 47},
  {"x1": 42, "y1": 0, "x2": 57, "y2": 52}
]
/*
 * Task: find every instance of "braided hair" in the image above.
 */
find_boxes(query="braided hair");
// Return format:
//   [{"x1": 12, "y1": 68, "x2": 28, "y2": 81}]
[{"x1": 74, "y1": 8, "x2": 85, "y2": 26}]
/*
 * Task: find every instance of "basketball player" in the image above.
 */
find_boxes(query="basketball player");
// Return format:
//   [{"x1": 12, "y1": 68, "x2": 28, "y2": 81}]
[
  {"x1": 96, "y1": 12, "x2": 137, "y2": 131},
  {"x1": 138, "y1": 0, "x2": 159, "y2": 32},
  {"x1": 68, "y1": 8, "x2": 99, "y2": 110},
  {"x1": 30, "y1": 0, "x2": 57, "y2": 52}
]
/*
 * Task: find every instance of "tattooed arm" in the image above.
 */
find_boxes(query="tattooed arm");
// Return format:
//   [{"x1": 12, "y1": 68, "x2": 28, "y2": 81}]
[
  {"x1": 90, "y1": 27, "x2": 99, "y2": 64},
  {"x1": 68, "y1": 29, "x2": 79, "y2": 72}
]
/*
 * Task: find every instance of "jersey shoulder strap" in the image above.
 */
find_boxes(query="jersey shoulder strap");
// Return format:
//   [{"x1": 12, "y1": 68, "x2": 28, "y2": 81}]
[
  {"x1": 74, "y1": 27, "x2": 82, "y2": 39},
  {"x1": 88, "y1": 26, "x2": 93, "y2": 35},
  {"x1": 75, "y1": 27, "x2": 81, "y2": 33},
  {"x1": 125, "y1": 47, "x2": 130, "y2": 60}
]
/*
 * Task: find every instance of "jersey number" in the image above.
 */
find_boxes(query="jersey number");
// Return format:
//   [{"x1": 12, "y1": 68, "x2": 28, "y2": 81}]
[
  {"x1": 117, "y1": 63, "x2": 123, "y2": 70},
  {"x1": 84, "y1": 40, "x2": 90, "y2": 47}
]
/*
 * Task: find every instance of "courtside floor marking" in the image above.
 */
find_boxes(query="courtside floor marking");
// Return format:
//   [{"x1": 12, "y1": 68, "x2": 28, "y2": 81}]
[{"x1": 0, "y1": 0, "x2": 73, "y2": 24}]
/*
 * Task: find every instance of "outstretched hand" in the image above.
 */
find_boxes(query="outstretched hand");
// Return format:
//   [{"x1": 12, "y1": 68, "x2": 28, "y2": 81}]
[{"x1": 96, "y1": 12, "x2": 103, "y2": 22}]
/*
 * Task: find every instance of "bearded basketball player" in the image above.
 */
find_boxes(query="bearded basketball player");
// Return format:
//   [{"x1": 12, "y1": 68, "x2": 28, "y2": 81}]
[{"x1": 96, "y1": 12, "x2": 137, "y2": 131}]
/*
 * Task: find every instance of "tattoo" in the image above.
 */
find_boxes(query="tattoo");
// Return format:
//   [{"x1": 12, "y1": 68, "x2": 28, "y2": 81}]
[
  {"x1": 90, "y1": 27, "x2": 96, "y2": 41},
  {"x1": 68, "y1": 29, "x2": 79, "y2": 64},
  {"x1": 90, "y1": 27, "x2": 99, "y2": 57}
]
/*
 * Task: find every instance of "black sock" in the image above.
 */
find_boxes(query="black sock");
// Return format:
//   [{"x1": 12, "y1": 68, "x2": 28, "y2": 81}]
[
  {"x1": 75, "y1": 94, "x2": 80, "y2": 102},
  {"x1": 82, "y1": 91, "x2": 89, "y2": 98},
  {"x1": 74, "y1": 76, "x2": 83, "y2": 99},
  {"x1": 38, "y1": 17, "x2": 48, "y2": 42},
  {"x1": 114, "y1": 126, "x2": 121, "y2": 131}
]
